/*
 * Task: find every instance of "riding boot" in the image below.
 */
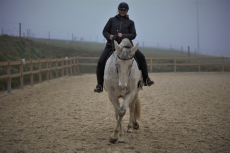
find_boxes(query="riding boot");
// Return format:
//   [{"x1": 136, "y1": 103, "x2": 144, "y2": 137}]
[
  {"x1": 135, "y1": 50, "x2": 154, "y2": 86},
  {"x1": 94, "y1": 85, "x2": 103, "y2": 93},
  {"x1": 94, "y1": 68, "x2": 104, "y2": 93},
  {"x1": 140, "y1": 60, "x2": 154, "y2": 86}
]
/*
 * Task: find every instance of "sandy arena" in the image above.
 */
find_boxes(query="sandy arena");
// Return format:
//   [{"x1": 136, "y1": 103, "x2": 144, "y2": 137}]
[{"x1": 0, "y1": 72, "x2": 230, "y2": 153}]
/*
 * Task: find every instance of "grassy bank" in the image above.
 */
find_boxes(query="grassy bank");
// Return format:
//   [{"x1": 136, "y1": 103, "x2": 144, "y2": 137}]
[{"x1": 0, "y1": 35, "x2": 229, "y2": 90}]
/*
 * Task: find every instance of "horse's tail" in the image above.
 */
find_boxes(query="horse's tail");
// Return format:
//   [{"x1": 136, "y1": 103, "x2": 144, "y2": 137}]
[{"x1": 134, "y1": 97, "x2": 141, "y2": 119}]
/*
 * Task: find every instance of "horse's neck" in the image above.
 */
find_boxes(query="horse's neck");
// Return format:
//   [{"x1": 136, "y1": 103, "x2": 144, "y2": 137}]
[
  {"x1": 107, "y1": 52, "x2": 117, "y2": 66},
  {"x1": 104, "y1": 52, "x2": 117, "y2": 79}
]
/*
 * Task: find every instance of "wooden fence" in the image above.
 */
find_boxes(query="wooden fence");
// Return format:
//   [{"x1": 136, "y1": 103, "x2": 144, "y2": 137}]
[{"x1": 0, "y1": 56, "x2": 229, "y2": 92}]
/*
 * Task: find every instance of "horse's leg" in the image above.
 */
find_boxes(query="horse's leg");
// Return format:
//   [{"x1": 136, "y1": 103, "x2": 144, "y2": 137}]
[
  {"x1": 118, "y1": 123, "x2": 125, "y2": 143},
  {"x1": 109, "y1": 94, "x2": 120, "y2": 121},
  {"x1": 119, "y1": 91, "x2": 136, "y2": 117},
  {"x1": 108, "y1": 92, "x2": 121, "y2": 143},
  {"x1": 110, "y1": 95, "x2": 125, "y2": 143},
  {"x1": 127, "y1": 94, "x2": 137, "y2": 133}
]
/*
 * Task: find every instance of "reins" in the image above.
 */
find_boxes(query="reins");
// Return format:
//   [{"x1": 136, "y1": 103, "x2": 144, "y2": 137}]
[{"x1": 111, "y1": 37, "x2": 115, "y2": 51}]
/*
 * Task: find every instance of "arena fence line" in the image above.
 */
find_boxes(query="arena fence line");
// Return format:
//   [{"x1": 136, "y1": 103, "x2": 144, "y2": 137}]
[{"x1": 0, "y1": 56, "x2": 229, "y2": 93}]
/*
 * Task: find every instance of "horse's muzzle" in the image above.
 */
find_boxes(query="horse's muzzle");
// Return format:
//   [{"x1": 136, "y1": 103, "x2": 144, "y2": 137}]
[{"x1": 118, "y1": 83, "x2": 128, "y2": 90}]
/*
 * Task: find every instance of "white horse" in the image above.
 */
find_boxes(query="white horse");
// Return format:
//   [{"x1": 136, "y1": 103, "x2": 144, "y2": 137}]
[{"x1": 104, "y1": 38, "x2": 143, "y2": 143}]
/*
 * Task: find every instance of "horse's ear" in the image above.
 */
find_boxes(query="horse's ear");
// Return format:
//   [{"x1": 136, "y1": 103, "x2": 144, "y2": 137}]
[
  {"x1": 114, "y1": 40, "x2": 121, "y2": 52},
  {"x1": 130, "y1": 43, "x2": 139, "y2": 55}
]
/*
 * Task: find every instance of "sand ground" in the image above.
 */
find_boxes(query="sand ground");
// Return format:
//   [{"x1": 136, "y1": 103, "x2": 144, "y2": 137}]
[{"x1": 0, "y1": 72, "x2": 230, "y2": 153}]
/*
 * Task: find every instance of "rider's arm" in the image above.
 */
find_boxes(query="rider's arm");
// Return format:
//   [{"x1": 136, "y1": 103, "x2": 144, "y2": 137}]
[
  {"x1": 121, "y1": 20, "x2": 137, "y2": 40},
  {"x1": 103, "y1": 18, "x2": 112, "y2": 41}
]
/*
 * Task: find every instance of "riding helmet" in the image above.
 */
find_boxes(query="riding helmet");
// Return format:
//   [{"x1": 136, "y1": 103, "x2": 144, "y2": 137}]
[{"x1": 118, "y1": 2, "x2": 129, "y2": 10}]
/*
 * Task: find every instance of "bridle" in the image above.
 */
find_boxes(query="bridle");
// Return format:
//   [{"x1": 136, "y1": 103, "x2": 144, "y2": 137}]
[
  {"x1": 115, "y1": 46, "x2": 135, "y2": 76},
  {"x1": 117, "y1": 55, "x2": 134, "y2": 60}
]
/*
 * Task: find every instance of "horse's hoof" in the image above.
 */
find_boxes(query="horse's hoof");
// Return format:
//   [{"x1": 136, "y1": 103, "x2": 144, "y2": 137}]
[
  {"x1": 127, "y1": 125, "x2": 133, "y2": 133},
  {"x1": 117, "y1": 135, "x2": 125, "y2": 143},
  {"x1": 127, "y1": 128, "x2": 133, "y2": 133},
  {"x1": 117, "y1": 139, "x2": 125, "y2": 143},
  {"x1": 109, "y1": 138, "x2": 118, "y2": 144},
  {"x1": 133, "y1": 122, "x2": 139, "y2": 130}
]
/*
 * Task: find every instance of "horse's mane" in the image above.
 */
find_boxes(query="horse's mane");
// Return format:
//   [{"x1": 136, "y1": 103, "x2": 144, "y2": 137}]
[
  {"x1": 116, "y1": 38, "x2": 134, "y2": 59},
  {"x1": 119, "y1": 38, "x2": 133, "y2": 48}
]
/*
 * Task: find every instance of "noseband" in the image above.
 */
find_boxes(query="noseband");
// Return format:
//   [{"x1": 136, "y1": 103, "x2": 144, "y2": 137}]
[
  {"x1": 117, "y1": 55, "x2": 134, "y2": 60},
  {"x1": 116, "y1": 55, "x2": 134, "y2": 76}
]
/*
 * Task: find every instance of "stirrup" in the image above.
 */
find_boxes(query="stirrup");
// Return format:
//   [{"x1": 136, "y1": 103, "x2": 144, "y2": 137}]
[
  {"x1": 145, "y1": 78, "x2": 154, "y2": 86},
  {"x1": 94, "y1": 85, "x2": 103, "y2": 93}
]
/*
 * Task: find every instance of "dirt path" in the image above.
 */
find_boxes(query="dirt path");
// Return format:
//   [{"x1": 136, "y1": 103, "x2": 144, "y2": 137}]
[{"x1": 0, "y1": 72, "x2": 230, "y2": 153}]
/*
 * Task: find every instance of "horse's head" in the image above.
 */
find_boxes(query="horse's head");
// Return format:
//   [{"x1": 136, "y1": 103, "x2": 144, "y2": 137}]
[{"x1": 114, "y1": 38, "x2": 139, "y2": 90}]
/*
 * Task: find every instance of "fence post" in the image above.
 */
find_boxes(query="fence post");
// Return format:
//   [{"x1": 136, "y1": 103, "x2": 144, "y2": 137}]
[
  {"x1": 76, "y1": 57, "x2": 80, "y2": 73},
  {"x1": 46, "y1": 59, "x2": 49, "y2": 80},
  {"x1": 66, "y1": 58, "x2": 68, "y2": 75},
  {"x1": 62, "y1": 58, "x2": 64, "y2": 77},
  {"x1": 150, "y1": 57, "x2": 153, "y2": 72},
  {"x1": 39, "y1": 58, "x2": 42, "y2": 83},
  {"x1": 56, "y1": 58, "x2": 58, "y2": 77},
  {"x1": 20, "y1": 59, "x2": 23, "y2": 88},
  {"x1": 50, "y1": 58, "x2": 52, "y2": 79},
  {"x1": 70, "y1": 58, "x2": 73, "y2": 75},
  {"x1": 221, "y1": 57, "x2": 224, "y2": 72},
  {"x1": 73, "y1": 57, "x2": 76, "y2": 73},
  {"x1": 174, "y1": 58, "x2": 176, "y2": 72},
  {"x1": 188, "y1": 46, "x2": 190, "y2": 63},
  {"x1": 7, "y1": 60, "x2": 11, "y2": 93},
  {"x1": 30, "y1": 59, "x2": 33, "y2": 85}
]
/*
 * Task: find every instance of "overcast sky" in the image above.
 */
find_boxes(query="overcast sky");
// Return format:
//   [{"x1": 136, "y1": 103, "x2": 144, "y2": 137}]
[{"x1": 0, "y1": 0, "x2": 229, "y2": 56}]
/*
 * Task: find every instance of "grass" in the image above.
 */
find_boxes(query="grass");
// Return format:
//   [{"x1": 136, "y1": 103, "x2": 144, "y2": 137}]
[
  {"x1": 32, "y1": 37, "x2": 198, "y2": 58},
  {"x1": 0, "y1": 35, "x2": 229, "y2": 91},
  {"x1": 0, "y1": 35, "x2": 206, "y2": 62}
]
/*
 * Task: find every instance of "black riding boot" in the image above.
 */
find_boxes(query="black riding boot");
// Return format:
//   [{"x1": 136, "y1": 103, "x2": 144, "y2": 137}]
[
  {"x1": 140, "y1": 58, "x2": 154, "y2": 86},
  {"x1": 94, "y1": 68, "x2": 104, "y2": 93},
  {"x1": 135, "y1": 50, "x2": 154, "y2": 86}
]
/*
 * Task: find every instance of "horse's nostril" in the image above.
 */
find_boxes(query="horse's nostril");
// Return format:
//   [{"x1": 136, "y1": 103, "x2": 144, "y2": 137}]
[{"x1": 118, "y1": 85, "x2": 127, "y2": 90}]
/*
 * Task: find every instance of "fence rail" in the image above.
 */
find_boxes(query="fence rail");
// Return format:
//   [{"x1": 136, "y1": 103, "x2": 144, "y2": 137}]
[{"x1": 0, "y1": 56, "x2": 230, "y2": 92}]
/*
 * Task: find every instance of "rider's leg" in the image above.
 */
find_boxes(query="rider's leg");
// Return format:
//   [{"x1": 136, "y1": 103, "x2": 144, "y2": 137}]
[
  {"x1": 94, "y1": 46, "x2": 112, "y2": 93},
  {"x1": 135, "y1": 49, "x2": 154, "y2": 86}
]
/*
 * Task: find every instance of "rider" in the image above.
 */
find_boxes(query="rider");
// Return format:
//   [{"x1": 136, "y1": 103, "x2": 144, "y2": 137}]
[{"x1": 94, "y1": 2, "x2": 154, "y2": 93}]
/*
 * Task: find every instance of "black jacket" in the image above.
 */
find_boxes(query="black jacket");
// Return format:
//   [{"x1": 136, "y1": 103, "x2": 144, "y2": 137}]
[{"x1": 103, "y1": 14, "x2": 137, "y2": 47}]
